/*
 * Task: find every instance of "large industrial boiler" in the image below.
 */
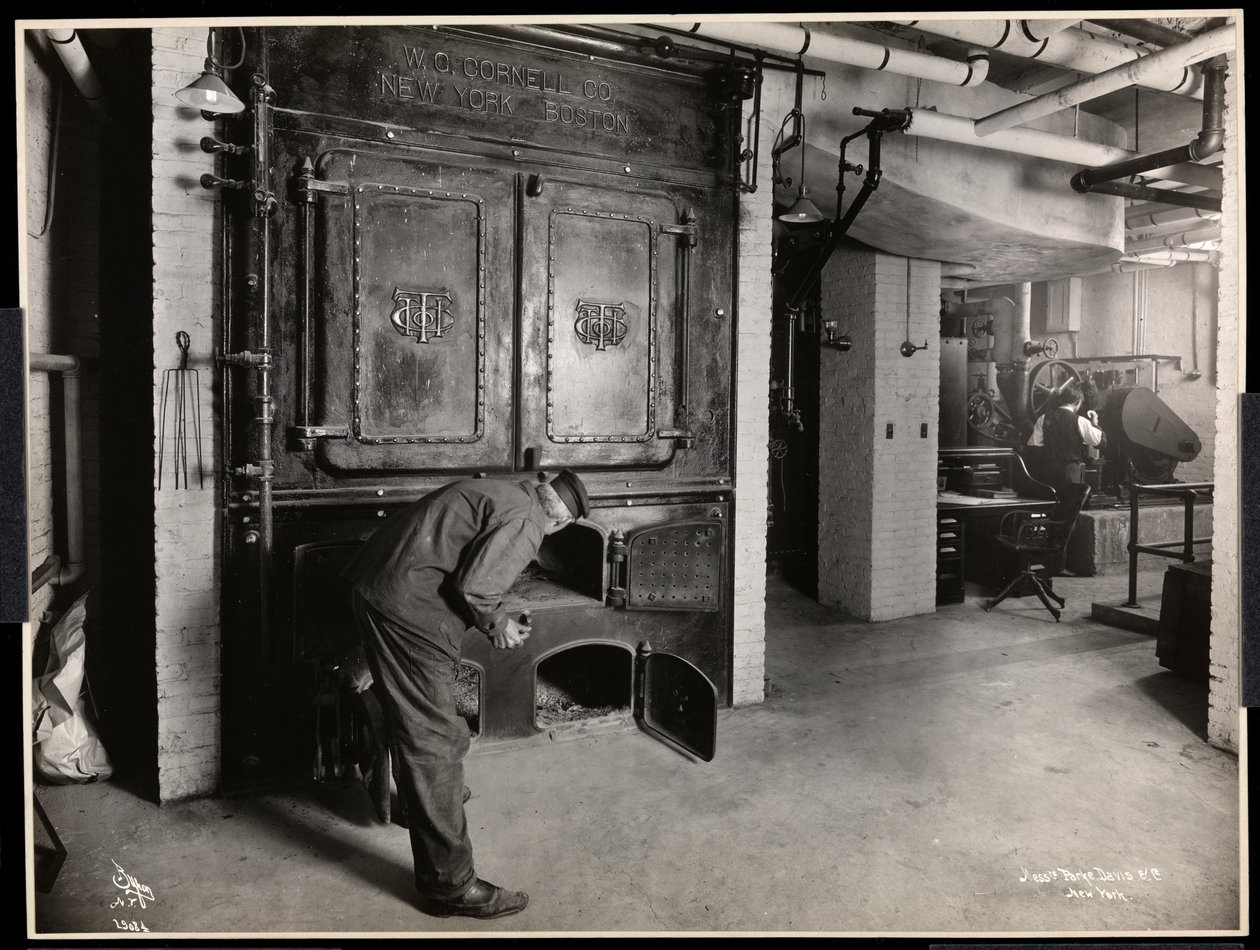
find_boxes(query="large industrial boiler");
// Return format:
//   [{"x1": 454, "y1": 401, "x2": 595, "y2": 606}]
[{"x1": 212, "y1": 25, "x2": 744, "y2": 791}]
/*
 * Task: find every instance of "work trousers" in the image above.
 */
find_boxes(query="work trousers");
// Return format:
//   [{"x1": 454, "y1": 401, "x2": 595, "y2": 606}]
[{"x1": 351, "y1": 591, "x2": 476, "y2": 900}]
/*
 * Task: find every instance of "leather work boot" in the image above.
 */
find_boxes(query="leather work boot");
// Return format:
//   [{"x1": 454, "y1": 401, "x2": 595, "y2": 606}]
[{"x1": 420, "y1": 878, "x2": 529, "y2": 919}]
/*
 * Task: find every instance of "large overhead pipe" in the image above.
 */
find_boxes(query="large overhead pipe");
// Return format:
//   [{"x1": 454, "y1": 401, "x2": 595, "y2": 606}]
[
  {"x1": 1087, "y1": 18, "x2": 1194, "y2": 48},
  {"x1": 973, "y1": 24, "x2": 1235, "y2": 136},
  {"x1": 1122, "y1": 248, "x2": 1219, "y2": 264},
  {"x1": 1126, "y1": 228, "x2": 1221, "y2": 255},
  {"x1": 44, "y1": 29, "x2": 110, "y2": 124},
  {"x1": 29, "y1": 353, "x2": 86, "y2": 591},
  {"x1": 900, "y1": 108, "x2": 1214, "y2": 189},
  {"x1": 1071, "y1": 56, "x2": 1227, "y2": 205},
  {"x1": 1126, "y1": 205, "x2": 1220, "y2": 233},
  {"x1": 663, "y1": 21, "x2": 991, "y2": 86},
  {"x1": 896, "y1": 19, "x2": 1206, "y2": 98}
]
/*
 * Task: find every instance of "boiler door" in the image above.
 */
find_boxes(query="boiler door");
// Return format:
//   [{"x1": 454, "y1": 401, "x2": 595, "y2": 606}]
[
  {"x1": 310, "y1": 147, "x2": 516, "y2": 474},
  {"x1": 637, "y1": 649, "x2": 717, "y2": 762}
]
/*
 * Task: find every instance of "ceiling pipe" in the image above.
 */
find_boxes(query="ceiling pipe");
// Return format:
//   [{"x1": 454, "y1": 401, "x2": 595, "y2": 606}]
[
  {"x1": 665, "y1": 22, "x2": 991, "y2": 86},
  {"x1": 1126, "y1": 227, "x2": 1221, "y2": 254},
  {"x1": 44, "y1": 29, "x2": 110, "y2": 125},
  {"x1": 1111, "y1": 260, "x2": 1177, "y2": 273},
  {"x1": 896, "y1": 19, "x2": 1205, "y2": 98},
  {"x1": 900, "y1": 108, "x2": 1210, "y2": 188},
  {"x1": 1126, "y1": 205, "x2": 1220, "y2": 232},
  {"x1": 1076, "y1": 179, "x2": 1221, "y2": 211},
  {"x1": 1071, "y1": 57, "x2": 1228, "y2": 196},
  {"x1": 29, "y1": 353, "x2": 86, "y2": 590},
  {"x1": 1087, "y1": 18, "x2": 1194, "y2": 48},
  {"x1": 1022, "y1": 20, "x2": 1083, "y2": 40},
  {"x1": 1122, "y1": 248, "x2": 1219, "y2": 264},
  {"x1": 972, "y1": 24, "x2": 1235, "y2": 136}
]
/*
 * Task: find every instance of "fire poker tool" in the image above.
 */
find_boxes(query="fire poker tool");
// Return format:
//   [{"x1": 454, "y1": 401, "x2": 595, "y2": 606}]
[{"x1": 158, "y1": 330, "x2": 204, "y2": 489}]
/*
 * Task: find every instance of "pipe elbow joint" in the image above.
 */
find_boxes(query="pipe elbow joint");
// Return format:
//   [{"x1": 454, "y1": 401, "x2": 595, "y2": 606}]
[
  {"x1": 59, "y1": 562, "x2": 87, "y2": 587},
  {"x1": 1189, "y1": 129, "x2": 1224, "y2": 162},
  {"x1": 962, "y1": 50, "x2": 990, "y2": 87}
]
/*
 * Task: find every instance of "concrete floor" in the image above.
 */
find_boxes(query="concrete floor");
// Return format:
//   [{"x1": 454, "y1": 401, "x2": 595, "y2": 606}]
[{"x1": 30, "y1": 570, "x2": 1242, "y2": 937}]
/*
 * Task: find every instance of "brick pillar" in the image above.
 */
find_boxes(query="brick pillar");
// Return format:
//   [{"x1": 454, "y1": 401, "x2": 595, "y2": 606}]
[
  {"x1": 1208, "y1": 46, "x2": 1240, "y2": 754},
  {"x1": 818, "y1": 248, "x2": 940, "y2": 621},
  {"x1": 730, "y1": 102, "x2": 775, "y2": 707},
  {"x1": 152, "y1": 27, "x2": 223, "y2": 799}
]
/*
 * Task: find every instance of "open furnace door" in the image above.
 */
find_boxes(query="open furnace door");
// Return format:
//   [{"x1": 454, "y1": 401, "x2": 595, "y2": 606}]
[
  {"x1": 617, "y1": 518, "x2": 724, "y2": 760},
  {"x1": 636, "y1": 643, "x2": 718, "y2": 762}
]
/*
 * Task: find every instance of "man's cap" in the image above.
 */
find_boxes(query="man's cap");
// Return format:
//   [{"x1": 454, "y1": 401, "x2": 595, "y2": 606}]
[{"x1": 550, "y1": 469, "x2": 591, "y2": 520}]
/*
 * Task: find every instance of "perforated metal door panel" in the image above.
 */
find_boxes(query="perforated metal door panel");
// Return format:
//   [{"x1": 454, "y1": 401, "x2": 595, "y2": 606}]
[{"x1": 624, "y1": 520, "x2": 722, "y2": 611}]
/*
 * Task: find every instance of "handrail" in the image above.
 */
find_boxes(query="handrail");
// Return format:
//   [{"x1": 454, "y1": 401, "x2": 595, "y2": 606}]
[{"x1": 1123, "y1": 474, "x2": 1214, "y2": 607}]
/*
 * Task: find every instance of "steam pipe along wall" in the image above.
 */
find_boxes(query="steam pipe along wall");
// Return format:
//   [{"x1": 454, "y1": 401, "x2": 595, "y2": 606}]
[
  {"x1": 24, "y1": 30, "x2": 104, "y2": 626},
  {"x1": 28, "y1": 354, "x2": 85, "y2": 590}
]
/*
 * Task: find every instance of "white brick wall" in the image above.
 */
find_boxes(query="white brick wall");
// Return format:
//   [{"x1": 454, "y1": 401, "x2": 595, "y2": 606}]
[
  {"x1": 730, "y1": 100, "x2": 776, "y2": 707},
  {"x1": 152, "y1": 27, "x2": 223, "y2": 800},
  {"x1": 819, "y1": 248, "x2": 940, "y2": 621},
  {"x1": 1207, "y1": 48, "x2": 1240, "y2": 755}
]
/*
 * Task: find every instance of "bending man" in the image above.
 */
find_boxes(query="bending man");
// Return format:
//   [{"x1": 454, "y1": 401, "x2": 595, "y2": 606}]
[{"x1": 343, "y1": 470, "x2": 591, "y2": 920}]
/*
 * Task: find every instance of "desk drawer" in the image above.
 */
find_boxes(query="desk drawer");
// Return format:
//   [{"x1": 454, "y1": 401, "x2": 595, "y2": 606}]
[{"x1": 936, "y1": 514, "x2": 965, "y2": 606}]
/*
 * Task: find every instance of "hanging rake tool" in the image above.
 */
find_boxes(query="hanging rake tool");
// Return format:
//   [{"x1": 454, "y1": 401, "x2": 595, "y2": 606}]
[{"x1": 159, "y1": 330, "x2": 204, "y2": 489}]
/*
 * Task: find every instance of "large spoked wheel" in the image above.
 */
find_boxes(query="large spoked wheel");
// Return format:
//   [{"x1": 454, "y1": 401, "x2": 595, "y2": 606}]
[{"x1": 1026, "y1": 359, "x2": 1081, "y2": 418}]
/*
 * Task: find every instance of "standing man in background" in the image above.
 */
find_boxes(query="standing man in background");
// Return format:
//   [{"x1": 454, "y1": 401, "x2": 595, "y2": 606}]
[
  {"x1": 343, "y1": 470, "x2": 590, "y2": 920},
  {"x1": 1036, "y1": 380, "x2": 1106, "y2": 495}
]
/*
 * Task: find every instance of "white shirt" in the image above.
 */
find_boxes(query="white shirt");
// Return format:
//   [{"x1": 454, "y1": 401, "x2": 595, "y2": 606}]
[{"x1": 1027, "y1": 411, "x2": 1105, "y2": 448}]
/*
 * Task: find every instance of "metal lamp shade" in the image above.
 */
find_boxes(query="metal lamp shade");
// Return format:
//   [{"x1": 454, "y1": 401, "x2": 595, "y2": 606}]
[
  {"x1": 778, "y1": 186, "x2": 824, "y2": 224},
  {"x1": 175, "y1": 69, "x2": 245, "y2": 114}
]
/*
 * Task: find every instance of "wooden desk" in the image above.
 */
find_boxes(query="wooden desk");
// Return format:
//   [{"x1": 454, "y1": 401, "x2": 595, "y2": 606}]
[
  {"x1": 938, "y1": 494, "x2": 1056, "y2": 590},
  {"x1": 938, "y1": 448, "x2": 1056, "y2": 593}
]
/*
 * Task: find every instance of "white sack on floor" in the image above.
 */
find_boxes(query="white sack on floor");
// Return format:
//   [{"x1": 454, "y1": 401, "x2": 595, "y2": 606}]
[{"x1": 32, "y1": 590, "x2": 113, "y2": 784}]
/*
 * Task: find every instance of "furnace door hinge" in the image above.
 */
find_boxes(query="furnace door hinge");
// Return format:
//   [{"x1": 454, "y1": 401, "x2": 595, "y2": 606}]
[
  {"x1": 289, "y1": 425, "x2": 350, "y2": 449},
  {"x1": 292, "y1": 162, "x2": 352, "y2": 202}
]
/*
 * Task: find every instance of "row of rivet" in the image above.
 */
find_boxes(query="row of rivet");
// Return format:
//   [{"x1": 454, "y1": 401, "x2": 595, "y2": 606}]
[
  {"x1": 349, "y1": 184, "x2": 487, "y2": 445},
  {"x1": 545, "y1": 208, "x2": 658, "y2": 444}
]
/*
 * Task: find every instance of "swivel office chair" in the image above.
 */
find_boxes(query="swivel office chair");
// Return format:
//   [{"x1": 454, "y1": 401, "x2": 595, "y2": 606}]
[{"x1": 983, "y1": 483, "x2": 1091, "y2": 622}]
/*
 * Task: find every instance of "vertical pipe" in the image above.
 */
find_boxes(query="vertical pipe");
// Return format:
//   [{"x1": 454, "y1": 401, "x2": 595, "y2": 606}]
[
  {"x1": 1014, "y1": 282, "x2": 1032, "y2": 362},
  {"x1": 250, "y1": 72, "x2": 276, "y2": 656},
  {"x1": 1183, "y1": 491, "x2": 1195, "y2": 562},
  {"x1": 62, "y1": 368, "x2": 84, "y2": 578},
  {"x1": 1124, "y1": 468, "x2": 1140, "y2": 607},
  {"x1": 29, "y1": 354, "x2": 86, "y2": 587},
  {"x1": 295, "y1": 158, "x2": 314, "y2": 444}
]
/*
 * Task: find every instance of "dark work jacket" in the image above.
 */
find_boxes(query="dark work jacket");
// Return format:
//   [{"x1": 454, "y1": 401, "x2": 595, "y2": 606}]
[
  {"x1": 342, "y1": 478, "x2": 546, "y2": 658},
  {"x1": 1043, "y1": 406, "x2": 1087, "y2": 468}
]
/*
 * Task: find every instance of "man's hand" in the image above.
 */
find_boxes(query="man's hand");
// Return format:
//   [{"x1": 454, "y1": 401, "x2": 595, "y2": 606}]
[
  {"x1": 1086, "y1": 410, "x2": 1100, "y2": 425},
  {"x1": 490, "y1": 615, "x2": 532, "y2": 650}
]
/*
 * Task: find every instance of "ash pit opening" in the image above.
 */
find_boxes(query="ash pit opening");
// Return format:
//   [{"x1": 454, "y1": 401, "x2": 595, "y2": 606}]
[{"x1": 535, "y1": 644, "x2": 632, "y2": 727}]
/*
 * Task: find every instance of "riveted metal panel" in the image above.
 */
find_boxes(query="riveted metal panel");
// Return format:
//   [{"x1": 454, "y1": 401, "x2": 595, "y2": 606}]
[
  {"x1": 352, "y1": 185, "x2": 486, "y2": 444},
  {"x1": 625, "y1": 520, "x2": 723, "y2": 611},
  {"x1": 310, "y1": 148, "x2": 516, "y2": 474},
  {"x1": 547, "y1": 209, "x2": 657, "y2": 442},
  {"x1": 520, "y1": 175, "x2": 683, "y2": 469}
]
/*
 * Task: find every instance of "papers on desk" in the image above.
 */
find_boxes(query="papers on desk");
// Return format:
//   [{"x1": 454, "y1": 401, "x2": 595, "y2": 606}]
[
  {"x1": 938, "y1": 490, "x2": 1047, "y2": 506},
  {"x1": 937, "y1": 490, "x2": 992, "y2": 505}
]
